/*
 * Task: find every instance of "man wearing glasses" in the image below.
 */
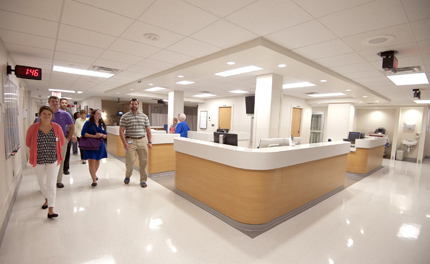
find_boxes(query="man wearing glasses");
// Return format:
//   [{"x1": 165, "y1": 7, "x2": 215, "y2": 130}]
[{"x1": 119, "y1": 98, "x2": 152, "y2": 188}]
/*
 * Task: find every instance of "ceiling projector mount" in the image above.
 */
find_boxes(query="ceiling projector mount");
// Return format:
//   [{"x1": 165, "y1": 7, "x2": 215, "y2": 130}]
[
  {"x1": 412, "y1": 89, "x2": 421, "y2": 100},
  {"x1": 377, "y1": 50, "x2": 398, "y2": 72}
]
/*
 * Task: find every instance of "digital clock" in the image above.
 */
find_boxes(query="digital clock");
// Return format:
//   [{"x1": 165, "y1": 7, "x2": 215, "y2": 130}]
[{"x1": 14, "y1": 65, "x2": 42, "y2": 80}]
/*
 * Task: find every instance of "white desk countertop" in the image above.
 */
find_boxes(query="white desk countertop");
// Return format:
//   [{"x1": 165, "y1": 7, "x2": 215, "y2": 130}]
[
  {"x1": 106, "y1": 126, "x2": 179, "y2": 144},
  {"x1": 174, "y1": 138, "x2": 350, "y2": 170},
  {"x1": 355, "y1": 137, "x2": 386, "y2": 149}
]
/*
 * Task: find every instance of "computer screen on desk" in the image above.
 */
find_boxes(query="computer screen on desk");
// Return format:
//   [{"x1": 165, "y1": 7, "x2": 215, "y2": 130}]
[
  {"x1": 259, "y1": 138, "x2": 289, "y2": 148},
  {"x1": 217, "y1": 128, "x2": 229, "y2": 133},
  {"x1": 214, "y1": 132, "x2": 238, "y2": 146},
  {"x1": 348, "y1": 132, "x2": 361, "y2": 141}
]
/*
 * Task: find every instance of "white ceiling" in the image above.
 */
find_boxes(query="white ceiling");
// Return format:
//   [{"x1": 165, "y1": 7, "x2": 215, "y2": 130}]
[{"x1": 0, "y1": 0, "x2": 429, "y2": 106}]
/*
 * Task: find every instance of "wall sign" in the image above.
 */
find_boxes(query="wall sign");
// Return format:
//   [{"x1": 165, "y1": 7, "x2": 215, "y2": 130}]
[{"x1": 200, "y1": 111, "x2": 208, "y2": 129}]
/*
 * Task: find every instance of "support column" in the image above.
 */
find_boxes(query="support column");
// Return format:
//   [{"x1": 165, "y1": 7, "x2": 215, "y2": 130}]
[
  {"x1": 252, "y1": 73, "x2": 284, "y2": 148},
  {"x1": 168, "y1": 91, "x2": 184, "y2": 129},
  {"x1": 326, "y1": 103, "x2": 356, "y2": 142}
]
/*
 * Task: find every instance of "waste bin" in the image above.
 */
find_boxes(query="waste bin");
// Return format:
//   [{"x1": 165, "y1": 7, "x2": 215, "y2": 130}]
[{"x1": 396, "y1": 150, "x2": 404, "y2": 161}]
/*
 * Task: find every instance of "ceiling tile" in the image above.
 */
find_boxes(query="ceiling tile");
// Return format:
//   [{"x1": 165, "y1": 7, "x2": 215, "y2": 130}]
[
  {"x1": 58, "y1": 25, "x2": 116, "y2": 49},
  {"x1": 225, "y1": 0, "x2": 313, "y2": 36},
  {"x1": 99, "y1": 50, "x2": 145, "y2": 65},
  {"x1": 54, "y1": 51, "x2": 97, "y2": 65},
  {"x1": 358, "y1": 43, "x2": 422, "y2": 62},
  {"x1": 149, "y1": 50, "x2": 195, "y2": 64},
  {"x1": 75, "y1": 0, "x2": 154, "y2": 19},
  {"x1": 191, "y1": 19, "x2": 258, "y2": 49},
  {"x1": 53, "y1": 60, "x2": 92, "y2": 70},
  {"x1": 12, "y1": 54, "x2": 53, "y2": 65},
  {"x1": 5, "y1": 43, "x2": 54, "y2": 59},
  {"x1": 0, "y1": 10, "x2": 58, "y2": 38},
  {"x1": 422, "y1": 54, "x2": 430, "y2": 64},
  {"x1": 120, "y1": 21, "x2": 185, "y2": 49},
  {"x1": 0, "y1": 29, "x2": 56, "y2": 50},
  {"x1": 138, "y1": 0, "x2": 219, "y2": 36},
  {"x1": 126, "y1": 65, "x2": 159, "y2": 75},
  {"x1": 166, "y1": 37, "x2": 221, "y2": 57},
  {"x1": 330, "y1": 62, "x2": 377, "y2": 74},
  {"x1": 318, "y1": 0, "x2": 408, "y2": 37},
  {"x1": 61, "y1": 0, "x2": 134, "y2": 36},
  {"x1": 56, "y1": 40, "x2": 104, "y2": 58},
  {"x1": 183, "y1": 0, "x2": 256, "y2": 17},
  {"x1": 136, "y1": 59, "x2": 175, "y2": 70},
  {"x1": 108, "y1": 39, "x2": 161, "y2": 57},
  {"x1": 314, "y1": 53, "x2": 367, "y2": 68},
  {"x1": 266, "y1": 20, "x2": 337, "y2": 50},
  {"x1": 343, "y1": 71, "x2": 385, "y2": 79},
  {"x1": 0, "y1": 0, "x2": 63, "y2": 21},
  {"x1": 292, "y1": 39, "x2": 354, "y2": 60},
  {"x1": 341, "y1": 23, "x2": 415, "y2": 52},
  {"x1": 293, "y1": 0, "x2": 373, "y2": 18},
  {"x1": 92, "y1": 59, "x2": 133, "y2": 71},
  {"x1": 417, "y1": 40, "x2": 430, "y2": 54},
  {"x1": 410, "y1": 18, "x2": 430, "y2": 42},
  {"x1": 402, "y1": 0, "x2": 430, "y2": 21}
]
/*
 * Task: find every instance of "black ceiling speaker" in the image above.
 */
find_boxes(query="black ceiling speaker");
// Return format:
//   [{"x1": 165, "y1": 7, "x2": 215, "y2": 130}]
[
  {"x1": 413, "y1": 89, "x2": 421, "y2": 100},
  {"x1": 377, "y1": 50, "x2": 398, "y2": 72}
]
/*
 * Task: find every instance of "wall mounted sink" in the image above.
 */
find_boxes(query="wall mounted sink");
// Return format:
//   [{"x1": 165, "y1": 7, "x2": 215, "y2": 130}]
[{"x1": 402, "y1": 140, "x2": 417, "y2": 153}]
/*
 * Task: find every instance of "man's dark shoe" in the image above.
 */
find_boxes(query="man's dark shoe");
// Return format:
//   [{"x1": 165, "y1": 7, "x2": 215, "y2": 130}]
[
  {"x1": 63, "y1": 171, "x2": 70, "y2": 175},
  {"x1": 56, "y1": 183, "x2": 64, "y2": 188}
]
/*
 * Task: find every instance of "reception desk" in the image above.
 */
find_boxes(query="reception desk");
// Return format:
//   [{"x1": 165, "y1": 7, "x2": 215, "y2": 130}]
[
  {"x1": 106, "y1": 126, "x2": 179, "y2": 173},
  {"x1": 187, "y1": 131, "x2": 250, "y2": 147},
  {"x1": 347, "y1": 137, "x2": 386, "y2": 174},
  {"x1": 174, "y1": 138, "x2": 350, "y2": 225}
]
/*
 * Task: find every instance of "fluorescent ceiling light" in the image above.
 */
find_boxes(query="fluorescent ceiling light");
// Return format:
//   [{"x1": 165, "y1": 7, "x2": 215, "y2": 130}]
[
  {"x1": 77, "y1": 91, "x2": 83, "y2": 94},
  {"x1": 415, "y1": 100, "x2": 430, "y2": 104},
  {"x1": 227, "y1": 62, "x2": 235, "y2": 65},
  {"x1": 308, "y1": 93, "x2": 345, "y2": 97},
  {"x1": 145, "y1": 87, "x2": 166, "y2": 92},
  {"x1": 320, "y1": 80, "x2": 327, "y2": 82},
  {"x1": 283, "y1": 82, "x2": 316, "y2": 89},
  {"x1": 387, "y1": 73, "x2": 429, "y2": 86},
  {"x1": 193, "y1": 93, "x2": 216, "y2": 98},
  {"x1": 53, "y1": 66, "x2": 113, "y2": 78},
  {"x1": 177, "y1": 80, "x2": 194, "y2": 85},
  {"x1": 63, "y1": 97, "x2": 72, "y2": 100},
  {"x1": 229, "y1": 90, "x2": 249, "y2": 94},
  {"x1": 215, "y1": 65, "x2": 262, "y2": 77},
  {"x1": 49, "y1": 89, "x2": 75, "y2": 94},
  {"x1": 278, "y1": 64, "x2": 286, "y2": 67},
  {"x1": 178, "y1": 75, "x2": 183, "y2": 78}
]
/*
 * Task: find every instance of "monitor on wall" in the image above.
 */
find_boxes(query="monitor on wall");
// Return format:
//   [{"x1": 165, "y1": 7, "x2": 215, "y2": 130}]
[{"x1": 245, "y1": 96, "x2": 255, "y2": 114}]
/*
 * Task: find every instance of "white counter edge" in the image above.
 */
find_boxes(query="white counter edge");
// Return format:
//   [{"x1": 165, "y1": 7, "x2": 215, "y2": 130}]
[{"x1": 174, "y1": 138, "x2": 350, "y2": 170}]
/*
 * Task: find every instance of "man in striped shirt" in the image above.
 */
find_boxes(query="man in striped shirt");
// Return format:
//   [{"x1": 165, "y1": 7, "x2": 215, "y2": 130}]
[{"x1": 119, "y1": 98, "x2": 152, "y2": 188}]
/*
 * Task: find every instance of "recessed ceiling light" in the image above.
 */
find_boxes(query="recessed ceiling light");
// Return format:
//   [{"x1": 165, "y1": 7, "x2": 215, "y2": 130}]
[
  {"x1": 320, "y1": 80, "x2": 327, "y2": 82},
  {"x1": 130, "y1": 89, "x2": 134, "y2": 90},
  {"x1": 375, "y1": 100, "x2": 379, "y2": 102},
  {"x1": 53, "y1": 66, "x2": 113, "y2": 78},
  {"x1": 387, "y1": 73, "x2": 429, "y2": 86},
  {"x1": 149, "y1": 83, "x2": 153, "y2": 85},
  {"x1": 362, "y1": 35, "x2": 395, "y2": 46},
  {"x1": 145, "y1": 87, "x2": 166, "y2": 92},
  {"x1": 359, "y1": 102, "x2": 363, "y2": 103},
  {"x1": 363, "y1": 96, "x2": 368, "y2": 98},
  {"x1": 415, "y1": 100, "x2": 430, "y2": 104},
  {"x1": 116, "y1": 92, "x2": 120, "y2": 94},
  {"x1": 283, "y1": 82, "x2": 316, "y2": 89},
  {"x1": 215, "y1": 65, "x2": 263, "y2": 77},
  {"x1": 77, "y1": 91, "x2": 83, "y2": 94},
  {"x1": 48, "y1": 89, "x2": 75, "y2": 94},
  {"x1": 143, "y1": 33, "x2": 160, "y2": 41},
  {"x1": 177, "y1": 80, "x2": 194, "y2": 85},
  {"x1": 178, "y1": 75, "x2": 184, "y2": 78},
  {"x1": 229, "y1": 90, "x2": 249, "y2": 94},
  {"x1": 193, "y1": 93, "x2": 216, "y2": 98},
  {"x1": 346, "y1": 89, "x2": 351, "y2": 91},
  {"x1": 278, "y1": 64, "x2": 287, "y2": 68},
  {"x1": 308, "y1": 93, "x2": 345, "y2": 97},
  {"x1": 227, "y1": 62, "x2": 235, "y2": 65}
]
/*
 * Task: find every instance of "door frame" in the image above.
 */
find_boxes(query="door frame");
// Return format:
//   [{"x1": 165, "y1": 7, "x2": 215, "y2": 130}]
[
  {"x1": 310, "y1": 111, "x2": 325, "y2": 143},
  {"x1": 218, "y1": 105, "x2": 233, "y2": 131},
  {"x1": 290, "y1": 106, "x2": 302, "y2": 137}
]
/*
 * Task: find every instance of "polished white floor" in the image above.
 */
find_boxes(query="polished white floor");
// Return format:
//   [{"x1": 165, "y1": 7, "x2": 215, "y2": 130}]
[{"x1": 1, "y1": 154, "x2": 430, "y2": 264}]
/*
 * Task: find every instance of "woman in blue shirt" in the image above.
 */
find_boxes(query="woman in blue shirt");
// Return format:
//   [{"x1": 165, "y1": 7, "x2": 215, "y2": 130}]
[
  {"x1": 175, "y1": 113, "x2": 190, "y2": 137},
  {"x1": 81, "y1": 109, "x2": 107, "y2": 187}
]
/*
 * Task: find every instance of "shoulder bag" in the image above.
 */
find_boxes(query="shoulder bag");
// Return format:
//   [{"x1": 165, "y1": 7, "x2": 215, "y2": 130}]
[{"x1": 79, "y1": 123, "x2": 103, "y2": 150}]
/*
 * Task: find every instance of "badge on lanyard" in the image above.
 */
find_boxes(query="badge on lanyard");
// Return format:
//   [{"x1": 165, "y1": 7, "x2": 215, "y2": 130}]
[{"x1": 56, "y1": 136, "x2": 59, "y2": 142}]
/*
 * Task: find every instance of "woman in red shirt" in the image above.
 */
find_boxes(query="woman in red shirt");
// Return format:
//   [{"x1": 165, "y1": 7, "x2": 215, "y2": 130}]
[{"x1": 26, "y1": 106, "x2": 65, "y2": 219}]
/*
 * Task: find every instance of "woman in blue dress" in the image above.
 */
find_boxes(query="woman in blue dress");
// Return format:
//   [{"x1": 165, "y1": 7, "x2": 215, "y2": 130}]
[{"x1": 81, "y1": 109, "x2": 107, "y2": 187}]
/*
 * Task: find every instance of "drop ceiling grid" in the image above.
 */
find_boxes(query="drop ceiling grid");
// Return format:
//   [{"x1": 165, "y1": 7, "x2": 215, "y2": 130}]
[
  {"x1": 0, "y1": 0, "x2": 63, "y2": 22},
  {"x1": 55, "y1": 40, "x2": 105, "y2": 58},
  {"x1": 136, "y1": 59, "x2": 176, "y2": 71},
  {"x1": 0, "y1": 10, "x2": 59, "y2": 38},
  {"x1": 91, "y1": 59, "x2": 133, "y2": 71},
  {"x1": 99, "y1": 50, "x2": 146, "y2": 65},
  {"x1": 292, "y1": 0, "x2": 374, "y2": 18},
  {"x1": 75, "y1": 0, "x2": 155, "y2": 19},
  {"x1": 183, "y1": 0, "x2": 257, "y2": 18},
  {"x1": 108, "y1": 38, "x2": 161, "y2": 58},
  {"x1": 0, "y1": 29, "x2": 56, "y2": 50},
  {"x1": 57, "y1": 24, "x2": 117, "y2": 49},
  {"x1": 53, "y1": 51, "x2": 97, "y2": 65},
  {"x1": 292, "y1": 39, "x2": 354, "y2": 60},
  {"x1": 166, "y1": 37, "x2": 221, "y2": 58},
  {"x1": 314, "y1": 53, "x2": 368, "y2": 68},
  {"x1": 401, "y1": 0, "x2": 430, "y2": 21},
  {"x1": 5, "y1": 43, "x2": 54, "y2": 59},
  {"x1": 149, "y1": 50, "x2": 195, "y2": 65},
  {"x1": 410, "y1": 18, "x2": 430, "y2": 42}
]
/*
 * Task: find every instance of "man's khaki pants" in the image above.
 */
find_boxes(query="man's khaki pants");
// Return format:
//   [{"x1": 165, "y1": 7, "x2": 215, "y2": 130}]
[{"x1": 125, "y1": 137, "x2": 148, "y2": 183}]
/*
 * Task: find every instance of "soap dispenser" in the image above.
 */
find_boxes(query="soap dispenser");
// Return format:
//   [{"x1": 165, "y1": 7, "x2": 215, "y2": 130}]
[{"x1": 416, "y1": 133, "x2": 420, "y2": 139}]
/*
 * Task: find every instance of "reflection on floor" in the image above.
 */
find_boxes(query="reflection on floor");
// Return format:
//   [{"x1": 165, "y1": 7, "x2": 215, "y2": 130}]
[{"x1": 1, "y1": 154, "x2": 430, "y2": 263}]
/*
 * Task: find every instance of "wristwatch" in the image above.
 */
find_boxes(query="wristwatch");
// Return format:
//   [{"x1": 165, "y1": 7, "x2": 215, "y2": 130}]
[{"x1": 148, "y1": 142, "x2": 152, "y2": 143}]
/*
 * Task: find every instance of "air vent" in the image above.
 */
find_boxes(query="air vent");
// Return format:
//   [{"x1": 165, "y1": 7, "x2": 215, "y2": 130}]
[
  {"x1": 305, "y1": 92, "x2": 318, "y2": 95},
  {"x1": 90, "y1": 65, "x2": 121, "y2": 75},
  {"x1": 200, "y1": 91, "x2": 211, "y2": 93}
]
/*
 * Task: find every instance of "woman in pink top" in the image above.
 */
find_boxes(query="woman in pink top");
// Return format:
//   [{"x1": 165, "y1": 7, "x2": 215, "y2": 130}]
[{"x1": 26, "y1": 106, "x2": 65, "y2": 219}]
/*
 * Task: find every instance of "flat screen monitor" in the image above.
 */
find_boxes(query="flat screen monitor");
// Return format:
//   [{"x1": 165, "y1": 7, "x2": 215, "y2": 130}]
[
  {"x1": 214, "y1": 132, "x2": 238, "y2": 146},
  {"x1": 117, "y1": 111, "x2": 124, "y2": 115},
  {"x1": 348, "y1": 132, "x2": 361, "y2": 141},
  {"x1": 259, "y1": 138, "x2": 289, "y2": 148},
  {"x1": 217, "y1": 128, "x2": 229, "y2": 133},
  {"x1": 245, "y1": 96, "x2": 255, "y2": 114}
]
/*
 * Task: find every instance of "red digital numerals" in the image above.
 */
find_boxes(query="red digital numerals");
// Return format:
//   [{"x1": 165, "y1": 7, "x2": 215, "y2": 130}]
[{"x1": 26, "y1": 68, "x2": 40, "y2": 77}]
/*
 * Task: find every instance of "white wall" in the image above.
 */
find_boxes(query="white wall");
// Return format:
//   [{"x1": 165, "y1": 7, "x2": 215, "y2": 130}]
[
  {"x1": 80, "y1": 97, "x2": 102, "y2": 112},
  {"x1": 0, "y1": 38, "x2": 28, "y2": 239},
  {"x1": 425, "y1": 108, "x2": 430, "y2": 158},
  {"x1": 197, "y1": 94, "x2": 312, "y2": 146},
  {"x1": 326, "y1": 104, "x2": 355, "y2": 141},
  {"x1": 355, "y1": 108, "x2": 397, "y2": 140}
]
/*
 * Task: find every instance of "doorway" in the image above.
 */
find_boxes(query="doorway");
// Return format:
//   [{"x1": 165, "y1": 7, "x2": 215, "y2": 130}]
[
  {"x1": 219, "y1": 106, "x2": 232, "y2": 131},
  {"x1": 310, "y1": 111, "x2": 324, "y2": 143},
  {"x1": 291, "y1": 107, "x2": 301, "y2": 137}
]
